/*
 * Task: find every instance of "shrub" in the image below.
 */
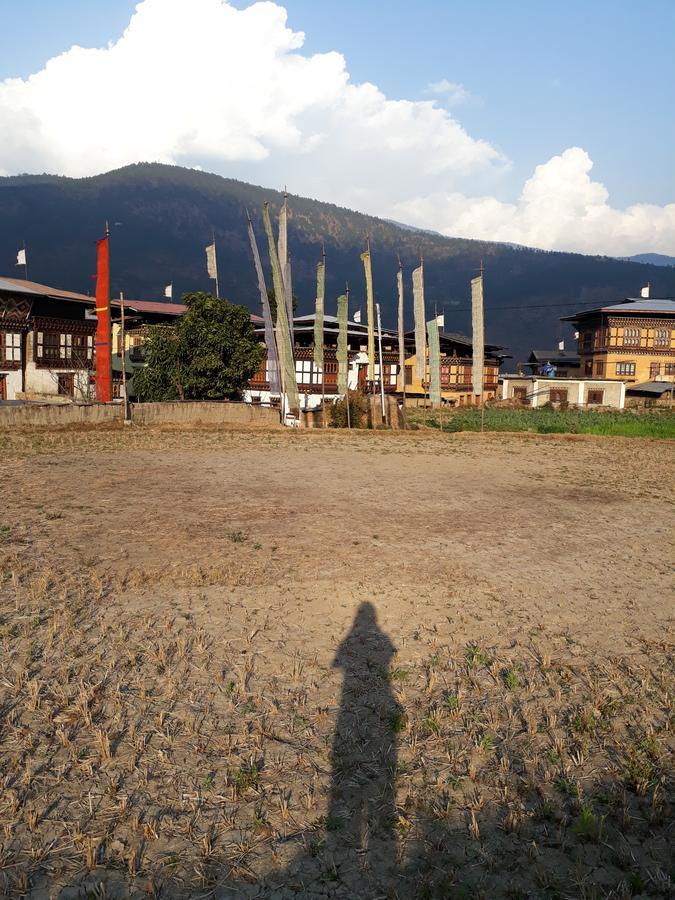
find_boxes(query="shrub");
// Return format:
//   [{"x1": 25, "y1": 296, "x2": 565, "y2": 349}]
[{"x1": 330, "y1": 390, "x2": 367, "y2": 428}]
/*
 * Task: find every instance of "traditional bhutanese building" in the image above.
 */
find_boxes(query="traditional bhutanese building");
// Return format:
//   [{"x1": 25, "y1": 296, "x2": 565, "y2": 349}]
[
  {"x1": 401, "y1": 330, "x2": 507, "y2": 406},
  {"x1": 245, "y1": 313, "x2": 400, "y2": 410},
  {"x1": 561, "y1": 296, "x2": 675, "y2": 384},
  {"x1": 0, "y1": 277, "x2": 183, "y2": 402}
]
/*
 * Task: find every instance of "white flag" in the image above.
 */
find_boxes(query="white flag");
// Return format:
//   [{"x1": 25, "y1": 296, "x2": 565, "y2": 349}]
[
  {"x1": 471, "y1": 274, "x2": 484, "y2": 398},
  {"x1": 558, "y1": 339, "x2": 565, "y2": 351},
  {"x1": 16, "y1": 248, "x2": 26, "y2": 266},
  {"x1": 164, "y1": 284, "x2": 172, "y2": 299},
  {"x1": 640, "y1": 284, "x2": 650, "y2": 298},
  {"x1": 205, "y1": 242, "x2": 218, "y2": 280},
  {"x1": 436, "y1": 313, "x2": 445, "y2": 328},
  {"x1": 353, "y1": 309, "x2": 361, "y2": 323}
]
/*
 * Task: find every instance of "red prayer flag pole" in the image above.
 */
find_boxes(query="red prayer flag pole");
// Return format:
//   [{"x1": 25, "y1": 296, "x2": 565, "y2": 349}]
[{"x1": 95, "y1": 226, "x2": 112, "y2": 402}]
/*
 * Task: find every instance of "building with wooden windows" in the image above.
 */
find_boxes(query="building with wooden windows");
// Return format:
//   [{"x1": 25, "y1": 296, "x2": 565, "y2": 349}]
[
  {"x1": 526, "y1": 348, "x2": 581, "y2": 377},
  {"x1": 246, "y1": 313, "x2": 400, "y2": 410},
  {"x1": 561, "y1": 297, "x2": 675, "y2": 385},
  {"x1": 501, "y1": 375, "x2": 625, "y2": 408},
  {"x1": 401, "y1": 330, "x2": 507, "y2": 406},
  {"x1": 0, "y1": 277, "x2": 183, "y2": 402}
]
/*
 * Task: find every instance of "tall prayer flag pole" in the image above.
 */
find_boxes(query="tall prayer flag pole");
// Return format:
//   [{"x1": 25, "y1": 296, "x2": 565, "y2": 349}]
[
  {"x1": 95, "y1": 224, "x2": 112, "y2": 403},
  {"x1": 263, "y1": 202, "x2": 298, "y2": 417},
  {"x1": 396, "y1": 256, "x2": 406, "y2": 407},
  {"x1": 412, "y1": 258, "x2": 426, "y2": 381},
  {"x1": 360, "y1": 238, "x2": 375, "y2": 383},
  {"x1": 314, "y1": 245, "x2": 326, "y2": 425},
  {"x1": 471, "y1": 260, "x2": 485, "y2": 409},
  {"x1": 247, "y1": 212, "x2": 281, "y2": 396},
  {"x1": 427, "y1": 317, "x2": 441, "y2": 408},
  {"x1": 278, "y1": 191, "x2": 294, "y2": 347},
  {"x1": 376, "y1": 301, "x2": 387, "y2": 423},
  {"x1": 16, "y1": 243, "x2": 28, "y2": 281}
]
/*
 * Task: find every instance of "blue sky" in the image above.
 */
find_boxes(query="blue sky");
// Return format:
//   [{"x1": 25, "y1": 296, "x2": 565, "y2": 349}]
[{"x1": 0, "y1": 0, "x2": 673, "y2": 254}]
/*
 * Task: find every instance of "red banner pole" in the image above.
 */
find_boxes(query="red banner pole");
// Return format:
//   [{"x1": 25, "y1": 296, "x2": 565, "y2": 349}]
[{"x1": 95, "y1": 231, "x2": 112, "y2": 402}]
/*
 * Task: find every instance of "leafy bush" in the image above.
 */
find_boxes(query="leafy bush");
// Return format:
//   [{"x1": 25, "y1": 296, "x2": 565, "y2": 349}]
[{"x1": 330, "y1": 391, "x2": 367, "y2": 428}]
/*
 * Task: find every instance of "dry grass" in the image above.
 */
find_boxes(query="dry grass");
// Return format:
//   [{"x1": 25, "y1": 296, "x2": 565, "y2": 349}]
[{"x1": 0, "y1": 426, "x2": 672, "y2": 899}]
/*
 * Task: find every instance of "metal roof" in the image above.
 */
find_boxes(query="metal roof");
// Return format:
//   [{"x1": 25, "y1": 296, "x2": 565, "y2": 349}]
[
  {"x1": 529, "y1": 350, "x2": 580, "y2": 362},
  {"x1": 0, "y1": 276, "x2": 92, "y2": 302},
  {"x1": 561, "y1": 297, "x2": 675, "y2": 320},
  {"x1": 625, "y1": 381, "x2": 675, "y2": 395}
]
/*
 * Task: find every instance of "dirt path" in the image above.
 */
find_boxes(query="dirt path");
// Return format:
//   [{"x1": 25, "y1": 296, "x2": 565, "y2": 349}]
[{"x1": 1, "y1": 428, "x2": 673, "y2": 898}]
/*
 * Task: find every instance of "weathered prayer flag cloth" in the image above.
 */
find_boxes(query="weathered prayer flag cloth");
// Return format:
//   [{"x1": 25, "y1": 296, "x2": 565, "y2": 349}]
[
  {"x1": 337, "y1": 293, "x2": 348, "y2": 398},
  {"x1": 360, "y1": 249, "x2": 375, "y2": 381},
  {"x1": 412, "y1": 264, "x2": 426, "y2": 380},
  {"x1": 471, "y1": 273, "x2": 484, "y2": 399},
  {"x1": 397, "y1": 266, "x2": 405, "y2": 390},
  {"x1": 263, "y1": 202, "x2": 298, "y2": 411},
  {"x1": 427, "y1": 318, "x2": 441, "y2": 407},
  {"x1": 247, "y1": 217, "x2": 280, "y2": 395},
  {"x1": 314, "y1": 259, "x2": 325, "y2": 371},
  {"x1": 205, "y1": 242, "x2": 218, "y2": 280},
  {"x1": 278, "y1": 197, "x2": 294, "y2": 343}
]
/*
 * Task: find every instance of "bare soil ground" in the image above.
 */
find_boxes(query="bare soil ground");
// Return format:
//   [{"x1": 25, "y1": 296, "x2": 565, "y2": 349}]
[{"x1": 0, "y1": 426, "x2": 673, "y2": 899}]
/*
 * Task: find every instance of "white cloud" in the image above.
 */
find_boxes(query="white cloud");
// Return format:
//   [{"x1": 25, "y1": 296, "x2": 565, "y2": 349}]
[
  {"x1": 391, "y1": 148, "x2": 675, "y2": 256},
  {"x1": 0, "y1": 1, "x2": 672, "y2": 257},
  {"x1": 425, "y1": 79, "x2": 471, "y2": 105},
  {"x1": 0, "y1": 0, "x2": 501, "y2": 200}
]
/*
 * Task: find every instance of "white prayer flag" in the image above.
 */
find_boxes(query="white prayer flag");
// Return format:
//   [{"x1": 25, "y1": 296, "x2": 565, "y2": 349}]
[
  {"x1": 558, "y1": 339, "x2": 565, "y2": 351},
  {"x1": 471, "y1": 274, "x2": 485, "y2": 397},
  {"x1": 164, "y1": 284, "x2": 172, "y2": 299},
  {"x1": 436, "y1": 313, "x2": 445, "y2": 328},
  {"x1": 641, "y1": 284, "x2": 650, "y2": 298},
  {"x1": 16, "y1": 248, "x2": 26, "y2": 266},
  {"x1": 353, "y1": 309, "x2": 361, "y2": 323},
  {"x1": 205, "y1": 242, "x2": 217, "y2": 280}
]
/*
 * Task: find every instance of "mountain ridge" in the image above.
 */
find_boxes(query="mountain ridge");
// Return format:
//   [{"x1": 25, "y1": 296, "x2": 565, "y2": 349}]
[{"x1": 2, "y1": 162, "x2": 674, "y2": 363}]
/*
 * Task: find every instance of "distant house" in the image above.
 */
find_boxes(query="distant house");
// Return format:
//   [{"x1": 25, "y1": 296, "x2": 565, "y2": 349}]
[
  {"x1": 501, "y1": 375, "x2": 625, "y2": 409},
  {"x1": 402, "y1": 330, "x2": 508, "y2": 406},
  {"x1": 0, "y1": 277, "x2": 183, "y2": 402},
  {"x1": 526, "y1": 349, "x2": 581, "y2": 378},
  {"x1": 561, "y1": 297, "x2": 675, "y2": 384},
  {"x1": 625, "y1": 380, "x2": 674, "y2": 407}
]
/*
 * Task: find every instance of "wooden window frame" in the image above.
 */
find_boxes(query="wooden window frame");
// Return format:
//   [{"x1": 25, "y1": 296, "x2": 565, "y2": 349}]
[
  {"x1": 616, "y1": 361, "x2": 636, "y2": 377},
  {"x1": 587, "y1": 389, "x2": 604, "y2": 405}
]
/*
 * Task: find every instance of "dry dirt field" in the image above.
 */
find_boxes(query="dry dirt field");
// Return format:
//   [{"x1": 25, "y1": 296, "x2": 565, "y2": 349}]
[{"x1": 0, "y1": 426, "x2": 673, "y2": 899}]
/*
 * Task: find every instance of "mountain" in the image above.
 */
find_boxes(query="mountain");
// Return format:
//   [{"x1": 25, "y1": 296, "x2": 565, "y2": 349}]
[
  {"x1": 2, "y1": 162, "x2": 675, "y2": 365},
  {"x1": 621, "y1": 253, "x2": 675, "y2": 267}
]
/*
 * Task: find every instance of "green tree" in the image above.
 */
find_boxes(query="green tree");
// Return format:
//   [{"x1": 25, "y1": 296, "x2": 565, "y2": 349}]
[{"x1": 134, "y1": 292, "x2": 263, "y2": 402}]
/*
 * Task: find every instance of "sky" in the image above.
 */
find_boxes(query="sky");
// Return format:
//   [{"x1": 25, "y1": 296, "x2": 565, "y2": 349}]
[{"x1": 1, "y1": 0, "x2": 673, "y2": 256}]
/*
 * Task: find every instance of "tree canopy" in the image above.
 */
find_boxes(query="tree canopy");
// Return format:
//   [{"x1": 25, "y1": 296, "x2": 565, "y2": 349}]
[{"x1": 134, "y1": 292, "x2": 263, "y2": 402}]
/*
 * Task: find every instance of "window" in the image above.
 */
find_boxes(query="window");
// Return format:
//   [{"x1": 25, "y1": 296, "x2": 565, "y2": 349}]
[
  {"x1": 665, "y1": 363, "x2": 675, "y2": 376},
  {"x1": 295, "y1": 359, "x2": 312, "y2": 384},
  {"x1": 587, "y1": 389, "x2": 604, "y2": 405},
  {"x1": 654, "y1": 329, "x2": 670, "y2": 348},
  {"x1": 616, "y1": 362, "x2": 636, "y2": 377},
  {"x1": 549, "y1": 388, "x2": 568, "y2": 403},
  {"x1": 440, "y1": 364, "x2": 450, "y2": 385},
  {"x1": 513, "y1": 386, "x2": 528, "y2": 403},
  {"x1": 374, "y1": 363, "x2": 397, "y2": 385},
  {"x1": 0, "y1": 374, "x2": 6, "y2": 401},
  {"x1": 622, "y1": 328, "x2": 640, "y2": 346},
  {"x1": 650, "y1": 363, "x2": 660, "y2": 378},
  {"x1": 38, "y1": 332, "x2": 61, "y2": 359},
  {"x1": 584, "y1": 360, "x2": 593, "y2": 377},
  {"x1": 405, "y1": 365, "x2": 413, "y2": 386},
  {"x1": 57, "y1": 373, "x2": 74, "y2": 396},
  {"x1": 1, "y1": 332, "x2": 21, "y2": 363},
  {"x1": 593, "y1": 360, "x2": 605, "y2": 377}
]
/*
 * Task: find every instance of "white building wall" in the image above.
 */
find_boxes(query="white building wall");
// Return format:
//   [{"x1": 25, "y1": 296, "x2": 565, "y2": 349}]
[
  {"x1": 23, "y1": 362, "x2": 91, "y2": 400},
  {"x1": 0, "y1": 369, "x2": 23, "y2": 400}
]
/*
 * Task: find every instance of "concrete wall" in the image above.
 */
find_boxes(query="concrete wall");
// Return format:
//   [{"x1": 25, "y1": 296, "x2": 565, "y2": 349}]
[
  {"x1": 0, "y1": 402, "x2": 121, "y2": 428},
  {"x1": 0, "y1": 400, "x2": 281, "y2": 429},
  {"x1": 129, "y1": 401, "x2": 280, "y2": 428}
]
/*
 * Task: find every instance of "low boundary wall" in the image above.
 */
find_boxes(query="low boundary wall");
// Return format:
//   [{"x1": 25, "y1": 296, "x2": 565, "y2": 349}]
[{"x1": 0, "y1": 401, "x2": 281, "y2": 429}]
